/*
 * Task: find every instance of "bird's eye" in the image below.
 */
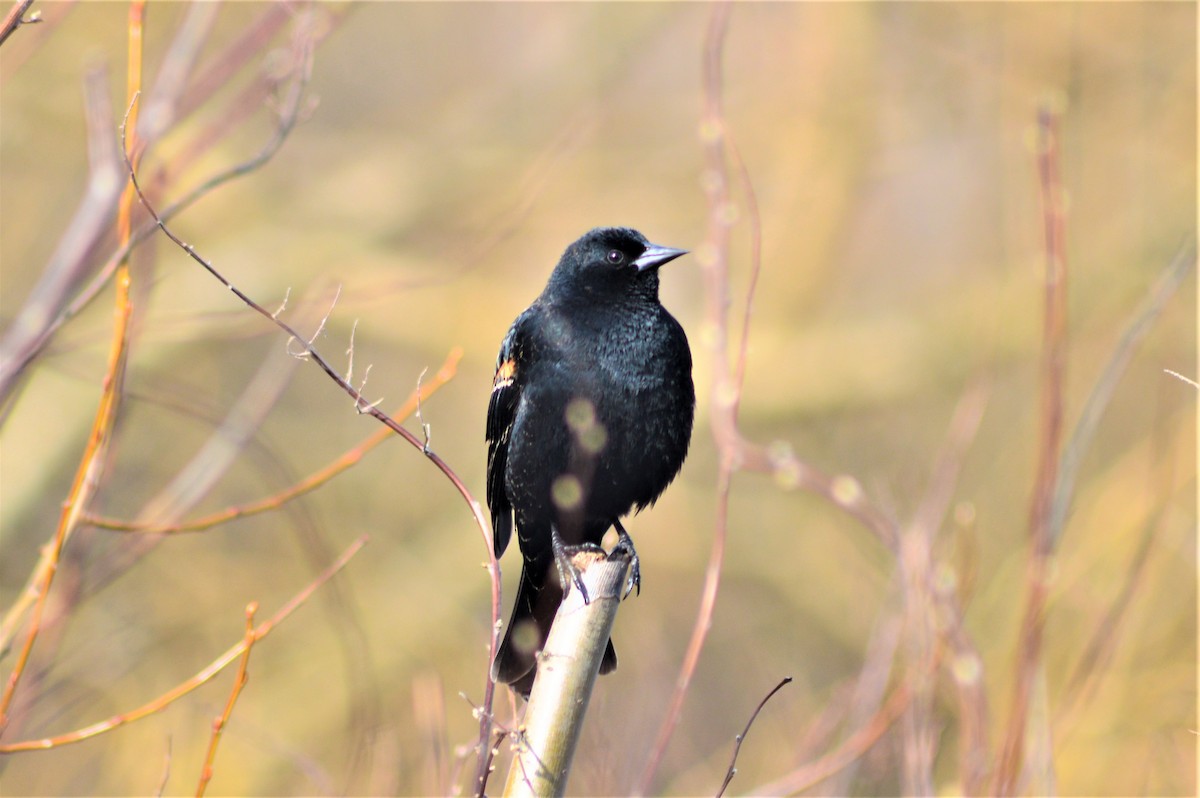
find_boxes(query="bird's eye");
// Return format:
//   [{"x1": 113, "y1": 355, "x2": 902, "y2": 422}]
[{"x1": 606, "y1": 249, "x2": 625, "y2": 265}]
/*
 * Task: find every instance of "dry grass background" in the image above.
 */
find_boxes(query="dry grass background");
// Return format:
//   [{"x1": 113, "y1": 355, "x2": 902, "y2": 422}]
[{"x1": 0, "y1": 3, "x2": 1195, "y2": 796}]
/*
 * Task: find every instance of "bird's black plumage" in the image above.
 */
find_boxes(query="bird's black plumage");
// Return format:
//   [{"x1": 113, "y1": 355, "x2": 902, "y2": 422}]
[{"x1": 487, "y1": 227, "x2": 695, "y2": 698}]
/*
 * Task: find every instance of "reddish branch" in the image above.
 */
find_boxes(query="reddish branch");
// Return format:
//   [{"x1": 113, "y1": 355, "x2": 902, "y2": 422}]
[
  {"x1": 638, "y1": 4, "x2": 901, "y2": 792},
  {"x1": 994, "y1": 106, "x2": 1068, "y2": 796},
  {"x1": 0, "y1": 0, "x2": 146, "y2": 737},
  {"x1": 0, "y1": 536, "x2": 366, "y2": 753},
  {"x1": 0, "y1": 0, "x2": 38, "y2": 49},
  {"x1": 118, "y1": 104, "x2": 502, "y2": 796},
  {"x1": 195, "y1": 602, "x2": 259, "y2": 797},
  {"x1": 0, "y1": 5, "x2": 345, "y2": 408},
  {"x1": 635, "y1": 5, "x2": 740, "y2": 791},
  {"x1": 85, "y1": 347, "x2": 463, "y2": 534}
]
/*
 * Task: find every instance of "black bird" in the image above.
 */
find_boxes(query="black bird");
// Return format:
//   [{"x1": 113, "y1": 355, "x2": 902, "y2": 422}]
[{"x1": 486, "y1": 227, "x2": 695, "y2": 698}]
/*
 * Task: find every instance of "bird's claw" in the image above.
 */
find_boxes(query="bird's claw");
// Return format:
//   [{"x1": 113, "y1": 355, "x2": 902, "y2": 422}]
[
  {"x1": 611, "y1": 520, "x2": 641, "y2": 599},
  {"x1": 551, "y1": 525, "x2": 604, "y2": 604}
]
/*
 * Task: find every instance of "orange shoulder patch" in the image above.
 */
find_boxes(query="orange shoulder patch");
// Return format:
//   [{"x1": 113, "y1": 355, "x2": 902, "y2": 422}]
[{"x1": 493, "y1": 359, "x2": 516, "y2": 391}]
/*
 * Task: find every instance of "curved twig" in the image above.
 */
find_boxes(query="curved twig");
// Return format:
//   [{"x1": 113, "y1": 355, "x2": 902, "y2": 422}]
[
  {"x1": 120, "y1": 101, "x2": 503, "y2": 792},
  {"x1": 716, "y1": 677, "x2": 793, "y2": 798}
]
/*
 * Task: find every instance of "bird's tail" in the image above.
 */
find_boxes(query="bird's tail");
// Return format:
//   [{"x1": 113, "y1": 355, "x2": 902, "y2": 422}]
[{"x1": 491, "y1": 558, "x2": 617, "y2": 699}]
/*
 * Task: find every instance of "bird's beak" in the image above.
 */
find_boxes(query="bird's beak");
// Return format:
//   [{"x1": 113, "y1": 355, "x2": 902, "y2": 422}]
[{"x1": 634, "y1": 244, "x2": 688, "y2": 273}]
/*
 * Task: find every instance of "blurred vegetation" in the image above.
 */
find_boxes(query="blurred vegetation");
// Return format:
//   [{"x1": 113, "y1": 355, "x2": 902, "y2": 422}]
[{"x1": 0, "y1": 2, "x2": 1194, "y2": 796}]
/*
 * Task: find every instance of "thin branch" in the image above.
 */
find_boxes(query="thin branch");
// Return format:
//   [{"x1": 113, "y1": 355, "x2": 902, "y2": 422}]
[
  {"x1": 474, "y1": 728, "x2": 507, "y2": 798},
  {"x1": 195, "y1": 602, "x2": 259, "y2": 798},
  {"x1": 0, "y1": 1, "x2": 145, "y2": 735},
  {"x1": 901, "y1": 381, "x2": 990, "y2": 795},
  {"x1": 0, "y1": 63, "x2": 123, "y2": 407},
  {"x1": 725, "y1": 131, "x2": 762, "y2": 413},
  {"x1": 716, "y1": 677, "x2": 793, "y2": 798},
  {"x1": 1056, "y1": 249, "x2": 1193, "y2": 730},
  {"x1": 0, "y1": 535, "x2": 366, "y2": 753},
  {"x1": 749, "y1": 684, "x2": 912, "y2": 796},
  {"x1": 639, "y1": 4, "x2": 904, "y2": 789},
  {"x1": 0, "y1": 14, "x2": 319, "y2": 408},
  {"x1": 171, "y1": 2, "x2": 294, "y2": 124},
  {"x1": 86, "y1": 347, "x2": 463, "y2": 534},
  {"x1": 1047, "y1": 241, "x2": 1195, "y2": 545},
  {"x1": 0, "y1": 0, "x2": 62, "y2": 82},
  {"x1": 416, "y1": 367, "x2": 432, "y2": 453},
  {"x1": 1163, "y1": 368, "x2": 1199, "y2": 389},
  {"x1": 995, "y1": 105, "x2": 1069, "y2": 797},
  {"x1": 0, "y1": 283, "x2": 313, "y2": 658},
  {"x1": 156, "y1": 737, "x2": 173, "y2": 797},
  {"x1": 826, "y1": 601, "x2": 907, "y2": 795},
  {"x1": 121, "y1": 109, "x2": 503, "y2": 792},
  {"x1": 140, "y1": 1, "x2": 220, "y2": 144},
  {"x1": 123, "y1": 108, "x2": 479, "y2": 523},
  {"x1": 636, "y1": 6, "x2": 737, "y2": 791},
  {"x1": 912, "y1": 382, "x2": 990, "y2": 539},
  {"x1": 0, "y1": 0, "x2": 38, "y2": 49}
]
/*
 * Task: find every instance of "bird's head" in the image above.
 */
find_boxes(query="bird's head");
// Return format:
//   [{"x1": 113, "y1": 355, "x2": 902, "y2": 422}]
[{"x1": 546, "y1": 227, "x2": 687, "y2": 303}]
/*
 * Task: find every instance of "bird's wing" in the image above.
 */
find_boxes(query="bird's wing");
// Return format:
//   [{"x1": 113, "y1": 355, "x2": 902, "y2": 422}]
[{"x1": 486, "y1": 315, "x2": 525, "y2": 557}]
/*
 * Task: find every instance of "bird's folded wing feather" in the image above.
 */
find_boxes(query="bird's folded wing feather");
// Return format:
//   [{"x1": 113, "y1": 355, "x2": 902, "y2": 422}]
[{"x1": 486, "y1": 318, "x2": 524, "y2": 557}]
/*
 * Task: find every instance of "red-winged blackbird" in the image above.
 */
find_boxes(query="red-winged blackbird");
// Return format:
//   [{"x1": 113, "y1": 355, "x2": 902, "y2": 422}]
[{"x1": 487, "y1": 227, "x2": 695, "y2": 698}]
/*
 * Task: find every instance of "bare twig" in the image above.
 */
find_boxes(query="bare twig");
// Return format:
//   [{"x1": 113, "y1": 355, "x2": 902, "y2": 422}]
[
  {"x1": 195, "y1": 602, "x2": 259, "y2": 798},
  {"x1": 725, "y1": 132, "x2": 762, "y2": 412},
  {"x1": 0, "y1": 535, "x2": 366, "y2": 753},
  {"x1": 716, "y1": 677, "x2": 793, "y2": 798},
  {"x1": 749, "y1": 684, "x2": 912, "y2": 796},
  {"x1": 0, "y1": 0, "x2": 38, "y2": 49},
  {"x1": 900, "y1": 381, "x2": 990, "y2": 795},
  {"x1": 171, "y1": 3, "x2": 294, "y2": 124},
  {"x1": 156, "y1": 737, "x2": 173, "y2": 797},
  {"x1": 122, "y1": 109, "x2": 488, "y2": 537},
  {"x1": 86, "y1": 348, "x2": 463, "y2": 534},
  {"x1": 120, "y1": 110, "x2": 503, "y2": 792},
  {"x1": 638, "y1": 5, "x2": 903, "y2": 790},
  {"x1": 0, "y1": 12, "x2": 320, "y2": 408},
  {"x1": 140, "y1": 2, "x2": 220, "y2": 143},
  {"x1": 1163, "y1": 368, "x2": 1199, "y2": 389},
  {"x1": 0, "y1": 0, "x2": 66, "y2": 82},
  {"x1": 0, "y1": 1, "x2": 145, "y2": 736},
  {"x1": 820, "y1": 598, "x2": 904, "y2": 795},
  {"x1": 150, "y1": 320, "x2": 308, "y2": 526},
  {"x1": 476, "y1": 728, "x2": 507, "y2": 797},
  {"x1": 1056, "y1": 248, "x2": 1193, "y2": 730},
  {"x1": 0, "y1": 64, "x2": 122, "y2": 408},
  {"x1": 939, "y1": 570, "x2": 990, "y2": 796},
  {"x1": 995, "y1": 105, "x2": 1068, "y2": 797},
  {"x1": 1047, "y1": 242, "x2": 1195, "y2": 545},
  {"x1": 416, "y1": 367, "x2": 432, "y2": 453},
  {"x1": 635, "y1": 6, "x2": 738, "y2": 791}
]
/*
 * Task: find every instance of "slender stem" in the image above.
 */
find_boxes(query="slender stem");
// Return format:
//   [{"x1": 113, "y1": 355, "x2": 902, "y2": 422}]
[
  {"x1": 636, "y1": 5, "x2": 738, "y2": 792},
  {"x1": 0, "y1": 0, "x2": 145, "y2": 737},
  {"x1": 0, "y1": 0, "x2": 36, "y2": 49},
  {"x1": 716, "y1": 677, "x2": 793, "y2": 797},
  {"x1": 994, "y1": 106, "x2": 1068, "y2": 796},
  {"x1": 195, "y1": 603, "x2": 258, "y2": 798},
  {"x1": 0, "y1": 536, "x2": 366, "y2": 753}
]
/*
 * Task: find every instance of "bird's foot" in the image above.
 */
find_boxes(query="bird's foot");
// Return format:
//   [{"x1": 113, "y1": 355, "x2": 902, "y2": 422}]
[
  {"x1": 611, "y1": 519, "x2": 641, "y2": 599},
  {"x1": 551, "y1": 525, "x2": 605, "y2": 605}
]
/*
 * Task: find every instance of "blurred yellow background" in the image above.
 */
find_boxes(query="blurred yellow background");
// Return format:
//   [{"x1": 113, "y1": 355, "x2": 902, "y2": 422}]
[{"x1": 0, "y1": 3, "x2": 1194, "y2": 795}]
